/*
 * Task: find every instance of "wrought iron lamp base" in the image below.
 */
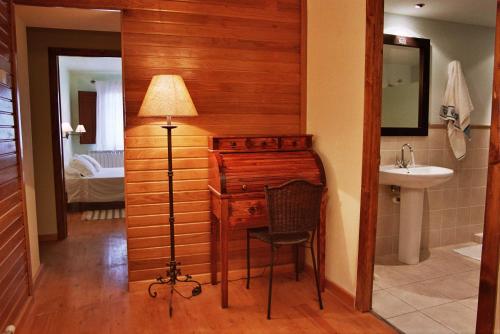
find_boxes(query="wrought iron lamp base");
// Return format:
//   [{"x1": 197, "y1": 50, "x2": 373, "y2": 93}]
[{"x1": 148, "y1": 260, "x2": 202, "y2": 318}]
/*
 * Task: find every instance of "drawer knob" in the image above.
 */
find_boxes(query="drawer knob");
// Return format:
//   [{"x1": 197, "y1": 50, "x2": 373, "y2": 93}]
[
  {"x1": 230, "y1": 141, "x2": 237, "y2": 148},
  {"x1": 248, "y1": 206, "x2": 257, "y2": 215},
  {"x1": 292, "y1": 141, "x2": 298, "y2": 146},
  {"x1": 261, "y1": 141, "x2": 267, "y2": 147},
  {"x1": 241, "y1": 184, "x2": 248, "y2": 191}
]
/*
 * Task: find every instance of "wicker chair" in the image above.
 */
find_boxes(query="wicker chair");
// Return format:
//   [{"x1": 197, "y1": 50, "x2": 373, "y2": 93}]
[{"x1": 246, "y1": 179, "x2": 324, "y2": 319}]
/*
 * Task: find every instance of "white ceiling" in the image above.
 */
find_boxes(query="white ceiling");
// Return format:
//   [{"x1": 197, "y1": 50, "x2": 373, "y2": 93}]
[
  {"x1": 385, "y1": 0, "x2": 496, "y2": 27},
  {"x1": 15, "y1": 5, "x2": 121, "y2": 32},
  {"x1": 59, "y1": 56, "x2": 122, "y2": 74}
]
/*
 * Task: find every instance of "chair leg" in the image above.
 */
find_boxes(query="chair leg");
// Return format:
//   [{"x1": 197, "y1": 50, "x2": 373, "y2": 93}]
[
  {"x1": 310, "y1": 245, "x2": 324, "y2": 310},
  {"x1": 246, "y1": 230, "x2": 250, "y2": 289},
  {"x1": 294, "y1": 244, "x2": 299, "y2": 281},
  {"x1": 267, "y1": 244, "x2": 275, "y2": 320}
]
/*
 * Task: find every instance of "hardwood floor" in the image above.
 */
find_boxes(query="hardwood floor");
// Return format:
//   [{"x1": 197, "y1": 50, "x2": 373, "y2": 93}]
[{"x1": 18, "y1": 213, "x2": 395, "y2": 333}]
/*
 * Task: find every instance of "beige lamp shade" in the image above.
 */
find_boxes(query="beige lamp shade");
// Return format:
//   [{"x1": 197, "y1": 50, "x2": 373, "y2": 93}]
[
  {"x1": 75, "y1": 124, "x2": 86, "y2": 133},
  {"x1": 61, "y1": 122, "x2": 73, "y2": 133},
  {"x1": 138, "y1": 75, "x2": 198, "y2": 118}
]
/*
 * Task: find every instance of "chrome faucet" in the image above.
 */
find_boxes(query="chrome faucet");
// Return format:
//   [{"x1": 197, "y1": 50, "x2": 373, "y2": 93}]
[{"x1": 396, "y1": 143, "x2": 414, "y2": 168}]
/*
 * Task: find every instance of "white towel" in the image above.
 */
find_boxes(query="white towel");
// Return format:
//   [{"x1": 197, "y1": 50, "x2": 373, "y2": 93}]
[{"x1": 439, "y1": 60, "x2": 474, "y2": 160}]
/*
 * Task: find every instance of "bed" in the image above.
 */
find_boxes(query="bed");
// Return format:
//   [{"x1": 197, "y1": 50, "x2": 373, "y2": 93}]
[{"x1": 65, "y1": 154, "x2": 125, "y2": 211}]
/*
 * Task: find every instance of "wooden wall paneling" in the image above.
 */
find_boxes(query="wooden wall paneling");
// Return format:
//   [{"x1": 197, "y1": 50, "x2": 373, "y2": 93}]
[
  {"x1": 122, "y1": 0, "x2": 304, "y2": 285},
  {"x1": 299, "y1": 0, "x2": 307, "y2": 133},
  {"x1": 0, "y1": 0, "x2": 31, "y2": 330},
  {"x1": 14, "y1": 0, "x2": 301, "y2": 22},
  {"x1": 13, "y1": 0, "x2": 304, "y2": 287}
]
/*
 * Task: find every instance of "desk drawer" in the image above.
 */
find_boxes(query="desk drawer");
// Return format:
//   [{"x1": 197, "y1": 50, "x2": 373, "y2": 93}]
[
  {"x1": 217, "y1": 138, "x2": 247, "y2": 151},
  {"x1": 228, "y1": 198, "x2": 267, "y2": 228},
  {"x1": 246, "y1": 137, "x2": 278, "y2": 150},
  {"x1": 281, "y1": 136, "x2": 308, "y2": 150}
]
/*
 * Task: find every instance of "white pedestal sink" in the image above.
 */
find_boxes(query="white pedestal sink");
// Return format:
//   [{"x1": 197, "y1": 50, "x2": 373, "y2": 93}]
[{"x1": 379, "y1": 165, "x2": 454, "y2": 264}]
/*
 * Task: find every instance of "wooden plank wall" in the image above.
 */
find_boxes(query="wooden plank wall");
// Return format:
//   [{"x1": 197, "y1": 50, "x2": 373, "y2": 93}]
[
  {"x1": 122, "y1": 0, "x2": 303, "y2": 284},
  {"x1": 0, "y1": 0, "x2": 31, "y2": 329},
  {"x1": 13, "y1": 0, "x2": 304, "y2": 285}
]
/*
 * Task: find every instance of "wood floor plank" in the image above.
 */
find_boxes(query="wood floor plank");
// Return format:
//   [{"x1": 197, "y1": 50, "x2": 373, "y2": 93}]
[{"x1": 17, "y1": 213, "x2": 395, "y2": 334}]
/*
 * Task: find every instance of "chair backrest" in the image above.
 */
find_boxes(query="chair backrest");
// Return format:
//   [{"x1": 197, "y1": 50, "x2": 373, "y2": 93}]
[{"x1": 265, "y1": 179, "x2": 324, "y2": 235}]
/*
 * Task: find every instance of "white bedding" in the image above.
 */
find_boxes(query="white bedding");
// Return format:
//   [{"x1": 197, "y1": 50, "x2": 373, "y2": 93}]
[{"x1": 65, "y1": 167, "x2": 124, "y2": 203}]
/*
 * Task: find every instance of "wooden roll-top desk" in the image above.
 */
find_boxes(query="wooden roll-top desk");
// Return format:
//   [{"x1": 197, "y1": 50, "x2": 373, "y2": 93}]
[{"x1": 208, "y1": 135, "x2": 327, "y2": 308}]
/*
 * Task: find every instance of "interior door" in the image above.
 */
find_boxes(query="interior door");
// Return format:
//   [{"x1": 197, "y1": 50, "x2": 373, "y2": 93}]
[{"x1": 78, "y1": 91, "x2": 96, "y2": 144}]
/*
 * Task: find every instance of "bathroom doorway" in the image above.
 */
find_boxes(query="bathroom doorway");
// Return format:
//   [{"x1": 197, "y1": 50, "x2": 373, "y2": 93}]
[{"x1": 357, "y1": 0, "x2": 500, "y2": 333}]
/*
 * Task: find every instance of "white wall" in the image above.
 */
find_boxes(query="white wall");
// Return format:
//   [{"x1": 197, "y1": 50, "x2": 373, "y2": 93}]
[
  {"x1": 15, "y1": 14, "x2": 40, "y2": 280},
  {"x1": 59, "y1": 65, "x2": 73, "y2": 166},
  {"x1": 307, "y1": 0, "x2": 366, "y2": 294},
  {"x1": 384, "y1": 13, "x2": 495, "y2": 126}
]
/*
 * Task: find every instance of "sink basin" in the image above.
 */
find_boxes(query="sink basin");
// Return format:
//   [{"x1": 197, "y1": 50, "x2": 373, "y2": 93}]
[
  {"x1": 379, "y1": 165, "x2": 454, "y2": 265},
  {"x1": 379, "y1": 165, "x2": 454, "y2": 189}
]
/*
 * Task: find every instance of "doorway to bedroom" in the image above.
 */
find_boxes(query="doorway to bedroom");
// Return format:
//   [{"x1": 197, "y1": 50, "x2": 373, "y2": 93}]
[
  {"x1": 15, "y1": 5, "x2": 127, "y2": 294},
  {"x1": 51, "y1": 50, "x2": 124, "y2": 241},
  {"x1": 60, "y1": 54, "x2": 125, "y2": 221}
]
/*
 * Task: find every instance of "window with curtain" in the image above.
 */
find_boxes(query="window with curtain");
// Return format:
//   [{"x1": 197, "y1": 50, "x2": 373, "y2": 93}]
[{"x1": 95, "y1": 80, "x2": 124, "y2": 151}]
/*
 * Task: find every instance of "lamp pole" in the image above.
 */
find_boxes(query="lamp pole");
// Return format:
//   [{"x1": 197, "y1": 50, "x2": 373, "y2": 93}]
[{"x1": 147, "y1": 117, "x2": 202, "y2": 318}]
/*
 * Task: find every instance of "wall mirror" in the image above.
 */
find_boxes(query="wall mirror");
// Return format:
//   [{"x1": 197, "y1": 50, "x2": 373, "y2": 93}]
[{"x1": 382, "y1": 34, "x2": 430, "y2": 136}]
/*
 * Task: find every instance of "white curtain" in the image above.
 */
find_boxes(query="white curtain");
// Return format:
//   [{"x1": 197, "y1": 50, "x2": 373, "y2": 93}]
[{"x1": 95, "y1": 80, "x2": 124, "y2": 151}]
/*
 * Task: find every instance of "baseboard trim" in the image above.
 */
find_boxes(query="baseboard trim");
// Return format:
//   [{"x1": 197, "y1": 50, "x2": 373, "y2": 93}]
[
  {"x1": 32, "y1": 263, "x2": 44, "y2": 288},
  {"x1": 323, "y1": 279, "x2": 355, "y2": 310},
  {"x1": 38, "y1": 234, "x2": 58, "y2": 242},
  {"x1": 304, "y1": 264, "x2": 355, "y2": 310}
]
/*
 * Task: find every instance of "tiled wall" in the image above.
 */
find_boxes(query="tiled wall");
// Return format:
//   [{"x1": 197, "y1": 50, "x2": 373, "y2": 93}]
[{"x1": 376, "y1": 127, "x2": 490, "y2": 256}]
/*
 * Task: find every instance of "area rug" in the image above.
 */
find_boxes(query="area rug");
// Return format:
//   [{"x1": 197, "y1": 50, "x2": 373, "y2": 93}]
[
  {"x1": 81, "y1": 209, "x2": 125, "y2": 221},
  {"x1": 453, "y1": 244, "x2": 482, "y2": 261}
]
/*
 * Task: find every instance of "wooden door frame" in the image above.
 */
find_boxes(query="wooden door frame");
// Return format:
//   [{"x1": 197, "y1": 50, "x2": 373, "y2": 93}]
[
  {"x1": 477, "y1": 5, "x2": 500, "y2": 332},
  {"x1": 356, "y1": 0, "x2": 500, "y2": 332},
  {"x1": 355, "y1": 0, "x2": 384, "y2": 312},
  {"x1": 48, "y1": 47, "x2": 121, "y2": 240}
]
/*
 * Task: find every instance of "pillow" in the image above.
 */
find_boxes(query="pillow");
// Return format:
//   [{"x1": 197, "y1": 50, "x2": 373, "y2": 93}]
[
  {"x1": 69, "y1": 156, "x2": 96, "y2": 177},
  {"x1": 79, "y1": 154, "x2": 102, "y2": 172}
]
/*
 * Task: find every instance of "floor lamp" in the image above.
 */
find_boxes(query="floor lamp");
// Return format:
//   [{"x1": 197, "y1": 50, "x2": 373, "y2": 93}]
[{"x1": 139, "y1": 75, "x2": 202, "y2": 317}]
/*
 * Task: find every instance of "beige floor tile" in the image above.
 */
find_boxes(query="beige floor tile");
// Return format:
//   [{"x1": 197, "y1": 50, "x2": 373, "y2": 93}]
[
  {"x1": 374, "y1": 265, "x2": 418, "y2": 289},
  {"x1": 452, "y1": 270, "x2": 480, "y2": 289},
  {"x1": 375, "y1": 243, "x2": 480, "y2": 334},
  {"x1": 387, "y1": 282, "x2": 452, "y2": 310},
  {"x1": 423, "y1": 254, "x2": 478, "y2": 276},
  {"x1": 387, "y1": 311, "x2": 454, "y2": 334},
  {"x1": 372, "y1": 281, "x2": 383, "y2": 292},
  {"x1": 389, "y1": 262, "x2": 447, "y2": 282},
  {"x1": 372, "y1": 290, "x2": 416, "y2": 319},
  {"x1": 422, "y1": 302, "x2": 476, "y2": 334},
  {"x1": 458, "y1": 297, "x2": 478, "y2": 311},
  {"x1": 420, "y1": 276, "x2": 478, "y2": 300}
]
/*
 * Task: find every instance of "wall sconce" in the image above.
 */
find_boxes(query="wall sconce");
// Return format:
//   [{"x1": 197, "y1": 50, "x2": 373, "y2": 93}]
[{"x1": 62, "y1": 122, "x2": 86, "y2": 139}]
